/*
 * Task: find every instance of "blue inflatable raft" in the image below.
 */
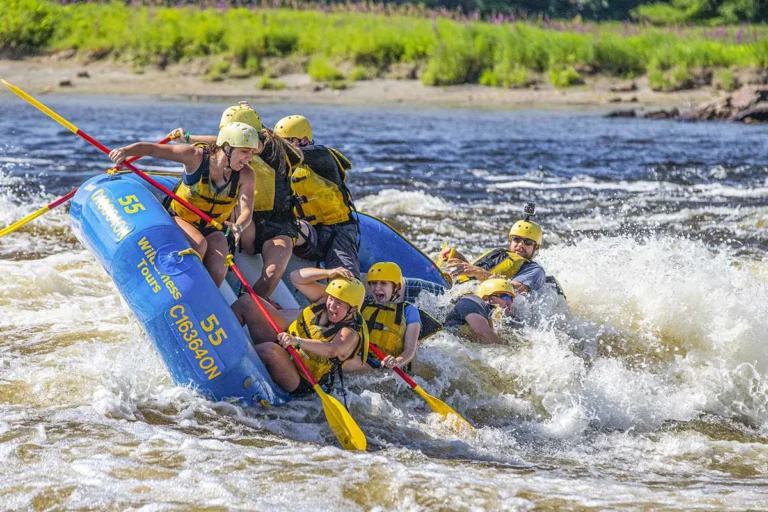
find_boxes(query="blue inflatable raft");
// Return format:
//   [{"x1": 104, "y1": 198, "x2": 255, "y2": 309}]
[{"x1": 70, "y1": 173, "x2": 447, "y2": 407}]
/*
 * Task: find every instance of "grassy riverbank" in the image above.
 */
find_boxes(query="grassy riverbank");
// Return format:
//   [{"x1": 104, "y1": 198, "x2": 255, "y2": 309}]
[{"x1": 3, "y1": 0, "x2": 768, "y2": 92}]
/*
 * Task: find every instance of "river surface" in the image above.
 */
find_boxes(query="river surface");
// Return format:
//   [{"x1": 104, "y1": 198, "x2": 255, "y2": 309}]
[{"x1": 1, "y1": 94, "x2": 767, "y2": 510}]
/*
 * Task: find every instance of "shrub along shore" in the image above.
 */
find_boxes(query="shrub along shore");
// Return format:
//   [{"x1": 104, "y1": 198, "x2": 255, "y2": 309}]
[{"x1": 3, "y1": 0, "x2": 768, "y2": 93}]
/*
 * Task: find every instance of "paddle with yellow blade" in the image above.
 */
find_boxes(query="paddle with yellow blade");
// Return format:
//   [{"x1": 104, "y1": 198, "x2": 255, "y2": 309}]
[
  {"x1": 226, "y1": 259, "x2": 368, "y2": 451},
  {"x1": 0, "y1": 79, "x2": 224, "y2": 230},
  {"x1": 0, "y1": 135, "x2": 174, "y2": 239},
  {"x1": 367, "y1": 343, "x2": 473, "y2": 431}
]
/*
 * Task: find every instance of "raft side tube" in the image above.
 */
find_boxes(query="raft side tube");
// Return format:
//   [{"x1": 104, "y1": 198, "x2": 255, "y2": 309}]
[
  {"x1": 356, "y1": 212, "x2": 450, "y2": 288},
  {"x1": 70, "y1": 174, "x2": 291, "y2": 406}
]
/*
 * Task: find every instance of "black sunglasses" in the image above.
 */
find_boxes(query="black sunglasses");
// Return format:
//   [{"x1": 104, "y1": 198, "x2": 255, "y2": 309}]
[{"x1": 510, "y1": 235, "x2": 536, "y2": 247}]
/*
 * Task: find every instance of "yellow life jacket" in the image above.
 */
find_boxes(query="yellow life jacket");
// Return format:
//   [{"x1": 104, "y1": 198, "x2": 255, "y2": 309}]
[
  {"x1": 288, "y1": 302, "x2": 369, "y2": 383},
  {"x1": 291, "y1": 148, "x2": 354, "y2": 226},
  {"x1": 456, "y1": 248, "x2": 529, "y2": 284},
  {"x1": 249, "y1": 155, "x2": 275, "y2": 212},
  {"x1": 169, "y1": 145, "x2": 240, "y2": 229},
  {"x1": 361, "y1": 300, "x2": 407, "y2": 358}
]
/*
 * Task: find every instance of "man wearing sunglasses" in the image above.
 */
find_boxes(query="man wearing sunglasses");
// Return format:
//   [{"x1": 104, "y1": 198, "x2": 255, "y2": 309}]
[
  {"x1": 443, "y1": 207, "x2": 547, "y2": 295},
  {"x1": 443, "y1": 279, "x2": 516, "y2": 344}
]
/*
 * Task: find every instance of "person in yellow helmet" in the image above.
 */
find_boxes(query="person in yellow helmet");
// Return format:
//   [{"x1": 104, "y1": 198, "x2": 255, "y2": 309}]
[
  {"x1": 443, "y1": 279, "x2": 516, "y2": 344},
  {"x1": 341, "y1": 262, "x2": 426, "y2": 372},
  {"x1": 231, "y1": 267, "x2": 368, "y2": 396},
  {"x1": 168, "y1": 103, "x2": 304, "y2": 298},
  {"x1": 109, "y1": 122, "x2": 258, "y2": 287},
  {"x1": 273, "y1": 115, "x2": 361, "y2": 278},
  {"x1": 442, "y1": 203, "x2": 547, "y2": 295}
]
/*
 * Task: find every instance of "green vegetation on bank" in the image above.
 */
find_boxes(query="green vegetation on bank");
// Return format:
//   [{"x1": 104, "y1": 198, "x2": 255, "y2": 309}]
[{"x1": 2, "y1": 0, "x2": 768, "y2": 90}]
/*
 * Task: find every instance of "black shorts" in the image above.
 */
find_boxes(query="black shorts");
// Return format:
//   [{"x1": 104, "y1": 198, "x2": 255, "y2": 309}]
[
  {"x1": 289, "y1": 377, "x2": 316, "y2": 397},
  {"x1": 252, "y1": 215, "x2": 299, "y2": 254},
  {"x1": 293, "y1": 222, "x2": 361, "y2": 278}
]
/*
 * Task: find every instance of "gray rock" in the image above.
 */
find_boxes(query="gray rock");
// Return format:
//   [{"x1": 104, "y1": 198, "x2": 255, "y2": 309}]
[
  {"x1": 644, "y1": 108, "x2": 680, "y2": 120},
  {"x1": 610, "y1": 80, "x2": 637, "y2": 92},
  {"x1": 729, "y1": 102, "x2": 768, "y2": 122},
  {"x1": 605, "y1": 109, "x2": 636, "y2": 118}
]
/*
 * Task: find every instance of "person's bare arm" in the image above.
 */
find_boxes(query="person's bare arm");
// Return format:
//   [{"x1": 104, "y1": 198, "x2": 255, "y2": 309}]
[
  {"x1": 233, "y1": 165, "x2": 254, "y2": 231},
  {"x1": 510, "y1": 281, "x2": 531, "y2": 294},
  {"x1": 277, "y1": 326, "x2": 360, "y2": 360},
  {"x1": 464, "y1": 313, "x2": 503, "y2": 344},
  {"x1": 290, "y1": 266, "x2": 354, "y2": 304},
  {"x1": 109, "y1": 143, "x2": 201, "y2": 174},
  {"x1": 166, "y1": 127, "x2": 217, "y2": 146}
]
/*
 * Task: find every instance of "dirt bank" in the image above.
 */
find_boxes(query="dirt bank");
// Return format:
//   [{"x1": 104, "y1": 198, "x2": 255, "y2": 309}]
[{"x1": 0, "y1": 56, "x2": 722, "y2": 111}]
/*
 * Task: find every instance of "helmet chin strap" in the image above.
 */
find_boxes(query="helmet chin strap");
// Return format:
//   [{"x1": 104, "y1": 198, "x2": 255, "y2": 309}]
[
  {"x1": 341, "y1": 305, "x2": 356, "y2": 322},
  {"x1": 223, "y1": 145, "x2": 235, "y2": 172}
]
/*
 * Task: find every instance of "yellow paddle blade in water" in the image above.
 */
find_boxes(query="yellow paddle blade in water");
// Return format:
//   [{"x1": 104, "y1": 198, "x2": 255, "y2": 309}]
[
  {"x1": 0, "y1": 205, "x2": 48, "y2": 238},
  {"x1": 413, "y1": 385, "x2": 474, "y2": 431},
  {"x1": 314, "y1": 384, "x2": 367, "y2": 451}
]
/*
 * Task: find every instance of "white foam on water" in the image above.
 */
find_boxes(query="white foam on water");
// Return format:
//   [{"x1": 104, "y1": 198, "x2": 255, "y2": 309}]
[
  {"x1": 488, "y1": 178, "x2": 680, "y2": 193},
  {"x1": 537, "y1": 235, "x2": 768, "y2": 431},
  {"x1": 357, "y1": 189, "x2": 454, "y2": 217},
  {"x1": 2, "y1": 190, "x2": 768, "y2": 508}
]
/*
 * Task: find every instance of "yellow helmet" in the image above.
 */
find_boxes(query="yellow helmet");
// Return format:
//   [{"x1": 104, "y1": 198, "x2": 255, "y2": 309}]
[
  {"x1": 228, "y1": 107, "x2": 262, "y2": 131},
  {"x1": 509, "y1": 220, "x2": 543, "y2": 248},
  {"x1": 216, "y1": 122, "x2": 260, "y2": 149},
  {"x1": 274, "y1": 115, "x2": 312, "y2": 141},
  {"x1": 219, "y1": 105, "x2": 239, "y2": 129},
  {"x1": 366, "y1": 262, "x2": 403, "y2": 286},
  {"x1": 325, "y1": 278, "x2": 365, "y2": 310},
  {"x1": 476, "y1": 278, "x2": 516, "y2": 300}
]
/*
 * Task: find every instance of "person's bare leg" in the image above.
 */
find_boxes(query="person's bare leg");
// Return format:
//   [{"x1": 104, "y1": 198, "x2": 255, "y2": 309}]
[
  {"x1": 253, "y1": 235, "x2": 293, "y2": 298},
  {"x1": 203, "y1": 231, "x2": 229, "y2": 287},
  {"x1": 231, "y1": 294, "x2": 289, "y2": 344},
  {"x1": 174, "y1": 217, "x2": 207, "y2": 257},
  {"x1": 255, "y1": 342, "x2": 301, "y2": 392}
]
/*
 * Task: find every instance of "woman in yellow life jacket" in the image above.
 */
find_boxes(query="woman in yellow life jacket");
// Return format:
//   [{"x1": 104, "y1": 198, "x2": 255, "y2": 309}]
[
  {"x1": 108, "y1": 122, "x2": 258, "y2": 286},
  {"x1": 168, "y1": 104, "x2": 303, "y2": 298},
  {"x1": 343, "y1": 262, "x2": 423, "y2": 372},
  {"x1": 441, "y1": 203, "x2": 547, "y2": 295},
  {"x1": 273, "y1": 115, "x2": 362, "y2": 278},
  {"x1": 231, "y1": 266, "x2": 368, "y2": 396},
  {"x1": 443, "y1": 279, "x2": 516, "y2": 344}
]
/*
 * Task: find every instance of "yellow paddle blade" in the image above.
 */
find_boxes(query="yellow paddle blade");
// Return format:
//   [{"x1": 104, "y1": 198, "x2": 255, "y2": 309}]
[
  {"x1": 0, "y1": 205, "x2": 50, "y2": 238},
  {"x1": 313, "y1": 384, "x2": 367, "y2": 451},
  {"x1": 1, "y1": 79, "x2": 79, "y2": 134},
  {"x1": 413, "y1": 385, "x2": 474, "y2": 431}
]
